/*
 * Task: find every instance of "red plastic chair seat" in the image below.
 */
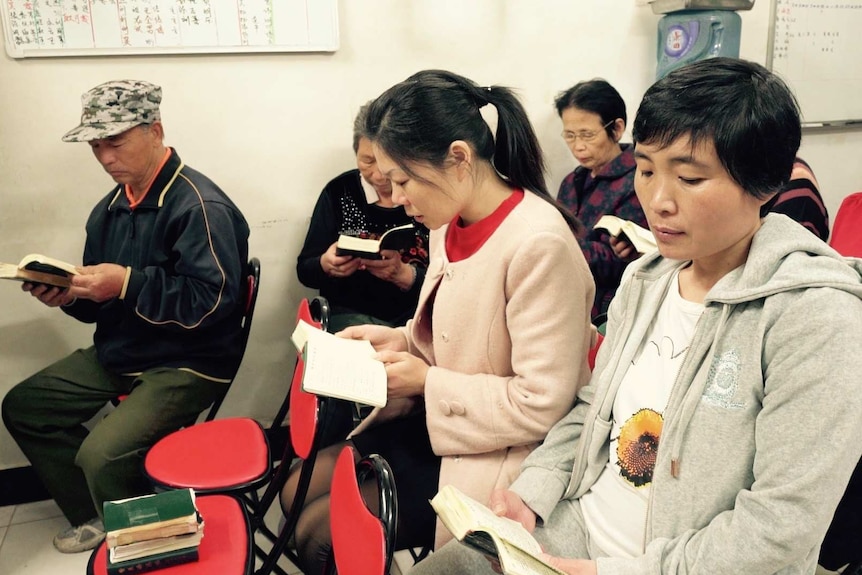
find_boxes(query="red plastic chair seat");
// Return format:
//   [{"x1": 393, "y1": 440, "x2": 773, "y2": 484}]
[
  {"x1": 145, "y1": 418, "x2": 269, "y2": 492},
  {"x1": 87, "y1": 494, "x2": 251, "y2": 575}
]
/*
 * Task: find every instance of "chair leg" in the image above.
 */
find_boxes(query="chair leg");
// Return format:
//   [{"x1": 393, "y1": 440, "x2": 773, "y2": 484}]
[{"x1": 843, "y1": 561, "x2": 862, "y2": 575}]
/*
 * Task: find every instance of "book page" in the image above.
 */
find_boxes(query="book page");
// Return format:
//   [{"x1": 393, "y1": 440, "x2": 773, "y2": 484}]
[
  {"x1": 17, "y1": 253, "x2": 79, "y2": 275},
  {"x1": 300, "y1": 326, "x2": 387, "y2": 407},
  {"x1": 498, "y1": 541, "x2": 567, "y2": 575}
]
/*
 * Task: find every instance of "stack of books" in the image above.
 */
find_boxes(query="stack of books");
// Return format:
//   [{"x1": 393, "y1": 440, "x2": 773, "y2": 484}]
[{"x1": 103, "y1": 488, "x2": 204, "y2": 574}]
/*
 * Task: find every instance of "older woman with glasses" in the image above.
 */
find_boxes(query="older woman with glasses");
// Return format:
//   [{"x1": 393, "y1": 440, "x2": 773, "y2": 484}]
[{"x1": 555, "y1": 79, "x2": 648, "y2": 321}]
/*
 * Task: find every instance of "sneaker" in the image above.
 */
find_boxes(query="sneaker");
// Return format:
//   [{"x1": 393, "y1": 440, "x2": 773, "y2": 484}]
[{"x1": 53, "y1": 517, "x2": 105, "y2": 553}]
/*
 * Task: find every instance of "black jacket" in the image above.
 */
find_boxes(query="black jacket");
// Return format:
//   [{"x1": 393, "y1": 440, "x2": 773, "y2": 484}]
[{"x1": 64, "y1": 149, "x2": 250, "y2": 381}]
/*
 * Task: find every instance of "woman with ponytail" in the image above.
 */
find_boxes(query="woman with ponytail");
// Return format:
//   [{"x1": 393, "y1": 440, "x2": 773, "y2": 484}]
[{"x1": 281, "y1": 70, "x2": 595, "y2": 571}]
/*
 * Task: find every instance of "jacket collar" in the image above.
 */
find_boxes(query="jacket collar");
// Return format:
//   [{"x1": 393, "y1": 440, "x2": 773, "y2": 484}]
[
  {"x1": 107, "y1": 148, "x2": 183, "y2": 211},
  {"x1": 577, "y1": 142, "x2": 636, "y2": 181}
]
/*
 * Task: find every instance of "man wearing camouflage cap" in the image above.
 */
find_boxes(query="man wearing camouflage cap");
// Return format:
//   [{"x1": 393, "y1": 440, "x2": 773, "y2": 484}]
[{"x1": 2, "y1": 80, "x2": 250, "y2": 553}]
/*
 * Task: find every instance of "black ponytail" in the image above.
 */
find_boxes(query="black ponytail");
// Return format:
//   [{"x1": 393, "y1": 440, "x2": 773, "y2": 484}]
[{"x1": 365, "y1": 69, "x2": 583, "y2": 234}]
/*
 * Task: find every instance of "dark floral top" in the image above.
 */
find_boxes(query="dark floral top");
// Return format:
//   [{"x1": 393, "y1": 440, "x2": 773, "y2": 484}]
[{"x1": 557, "y1": 144, "x2": 647, "y2": 320}]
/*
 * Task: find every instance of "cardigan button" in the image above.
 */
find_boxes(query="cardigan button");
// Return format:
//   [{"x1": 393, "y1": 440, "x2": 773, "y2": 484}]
[
  {"x1": 441, "y1": 332, "x2": 449, "y2": 342},
  {"x1": 450, "y1": 401, "x2": 466, "y2": 416},
  {"x1": 445, "y1": 268, "x2": 454, "y2": 280},
  {"x1": 438, "y1": 400, "x2": 452, "y2": 416}
]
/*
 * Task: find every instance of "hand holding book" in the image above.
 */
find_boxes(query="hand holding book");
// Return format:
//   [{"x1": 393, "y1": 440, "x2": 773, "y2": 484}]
[
  {"x1": 593, "y1": 215, "x2": 657, "y2": 254},
  {"x1": 431, "y1": 485, "x2": 566, "y2": 575},
  {"x1": 0, "y1": 253, "x2": 79, "y2": 288},
  {"x1": 335, "y1": 223, "x2": 417, "y2": 259}
]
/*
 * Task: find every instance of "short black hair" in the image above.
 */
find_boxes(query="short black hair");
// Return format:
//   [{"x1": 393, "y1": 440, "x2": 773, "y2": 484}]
[
  {"x1": 632, "y1": 57, "x2": 801, "y2": 199},
  {"x1": 554, "y1": 79, "x2": 627, "y2": 137}
]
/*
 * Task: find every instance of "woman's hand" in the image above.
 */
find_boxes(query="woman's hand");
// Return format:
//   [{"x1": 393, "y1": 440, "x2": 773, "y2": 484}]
[
  {"x1": 488, "y1": 489, "x2": 538, "y2": 532},
  {"x1": 538, "y1": 556, "x2": 597, "y2": 575},
  {"x1": 374, "y1": 350, "x2": 429, "y2": 398},
  {"x1": 359, "y1": 250, "x2": 416, "y2": 290},
  {"x1": 320, "y1": 242, "x2": 362, "y2": 278},
  {"x1": 337, "y1": 324, "x2": 408, "y2": 353},
  {"x1": 609, "y1": 236, "x2": 638, "y2": 262}
]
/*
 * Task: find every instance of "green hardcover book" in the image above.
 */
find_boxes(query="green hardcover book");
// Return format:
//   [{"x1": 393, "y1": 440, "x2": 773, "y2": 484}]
[
  {"x1": 104, "y1": 489, "x2": 200, "y2": 547},
  {"x1": 106, "y1": 544, "x2": 199, "y2": 575}
]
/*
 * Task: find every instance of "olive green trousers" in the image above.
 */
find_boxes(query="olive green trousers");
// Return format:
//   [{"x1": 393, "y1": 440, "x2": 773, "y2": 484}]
[{"x1": 2, "y1": 347, "x2": 224, "y2": 525}]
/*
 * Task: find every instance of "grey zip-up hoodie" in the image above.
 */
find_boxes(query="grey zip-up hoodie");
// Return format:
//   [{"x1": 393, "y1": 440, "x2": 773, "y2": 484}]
[{"x1": 511, "y1": 214, "x2": 862, "y2": 575}]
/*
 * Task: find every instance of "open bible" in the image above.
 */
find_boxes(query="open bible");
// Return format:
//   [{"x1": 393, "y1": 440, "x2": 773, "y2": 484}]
[
  {"x1": 0, "y1": 253, "x2": 78, "y2": 288},
  {"x1": 593, "y1": 215, "x2": 657, "y2": 254},
  {"x1": 431, "y1": 485, "x2": 566, "y2": 575},
  {"x1": 335, "y1": 223, "x2": 417, "y2": 259},
  {"x1": 291, "y1": 319, "x2": 387, "y2": 408}
]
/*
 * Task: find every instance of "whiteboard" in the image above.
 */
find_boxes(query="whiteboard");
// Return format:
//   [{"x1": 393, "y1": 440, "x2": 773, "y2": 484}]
[
  {"x1": 1, "y1": 0, "x2": 338, "y2": 58},
  {"x1": 768, "y1": 0, "x2": 862, "y2": 127}
]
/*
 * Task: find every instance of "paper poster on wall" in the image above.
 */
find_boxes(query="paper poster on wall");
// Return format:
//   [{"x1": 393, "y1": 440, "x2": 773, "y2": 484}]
[
  {"x1": 768, "y1": 0, "x2": 862, "y2": 127},
  {"x1": 1, "y1": 0, "x2": 339, "y2": 58}
]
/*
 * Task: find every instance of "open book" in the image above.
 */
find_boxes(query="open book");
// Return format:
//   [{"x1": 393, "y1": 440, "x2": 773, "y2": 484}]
[
  {"x1": 335, "y1": 223, "x2": 416, "y2": 259},
  {"x1": 593, "y1": 215, "x2": 657, "y2": 254},
  {"x1": 291, "y1": 320, "x2": 387, "y2": 407},
  {"x1": 0, "y1": 253, "x2": 78, "y2": 288},
  {"x1": 431, "y1": 485, "x2": 566, "y2": 575}
]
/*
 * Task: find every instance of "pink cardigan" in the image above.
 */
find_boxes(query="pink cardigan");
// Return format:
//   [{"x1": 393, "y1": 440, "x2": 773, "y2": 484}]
[{"x1": 396, "y1": 192, "x2": 594, "y2": 547}]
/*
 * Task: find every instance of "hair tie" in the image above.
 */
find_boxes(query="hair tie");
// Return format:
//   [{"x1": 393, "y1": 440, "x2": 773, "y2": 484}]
[{"x1": 477, "y1": 86, "x2": 492, "y2": 108}]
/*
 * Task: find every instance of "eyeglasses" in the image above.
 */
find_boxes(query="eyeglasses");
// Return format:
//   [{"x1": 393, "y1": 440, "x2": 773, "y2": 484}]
[{"x1": 561, "y1": 119, "x2": 615, "y2": 144}]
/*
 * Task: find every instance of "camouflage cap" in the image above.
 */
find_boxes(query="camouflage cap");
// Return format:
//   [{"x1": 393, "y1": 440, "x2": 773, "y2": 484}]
[{"x1": 62, "y1": 80, "x2": 162, "y2": 143}]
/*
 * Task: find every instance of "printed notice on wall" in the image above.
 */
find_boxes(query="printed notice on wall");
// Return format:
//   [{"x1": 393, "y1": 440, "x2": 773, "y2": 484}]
[
  {"x1": 1, "y1": 0, "x2": 338, "y2": 58},
  {"x1": 769, "y1": 0, "x2": 862, "y2": 125}
]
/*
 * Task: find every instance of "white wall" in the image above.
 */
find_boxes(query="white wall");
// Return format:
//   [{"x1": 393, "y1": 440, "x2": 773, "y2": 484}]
[{"x1": 1, "y1": 0, "x2": 860, "y2": 471}]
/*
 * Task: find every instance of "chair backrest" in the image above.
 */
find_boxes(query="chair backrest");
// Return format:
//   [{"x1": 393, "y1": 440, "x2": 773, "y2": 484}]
[
  {"x1": 269, "y1": 296, "x2": 330, "y2": 430},
  {"x1": 830, "y1": 191, "x2": 862, "y2": 257},
  {"x1": 588, "y1": 332, "x2": 604, "y2": 372},
  {"x1": 330, "y1": 446, "x2": 398, "y2": 575},
  {"x1": 202, "y1": 257, "x2": 261, "y2": 422}
]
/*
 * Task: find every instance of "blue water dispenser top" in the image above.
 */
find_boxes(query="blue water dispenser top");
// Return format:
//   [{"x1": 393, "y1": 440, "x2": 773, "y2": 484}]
[{"x1": 656, "y1": 10, "x2": 742, "y2": 79}]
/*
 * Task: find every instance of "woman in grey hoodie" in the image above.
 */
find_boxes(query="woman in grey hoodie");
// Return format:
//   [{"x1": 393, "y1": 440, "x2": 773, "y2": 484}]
[{"x1": 411, "y1": 58, "x2": 862, "y2": 575}]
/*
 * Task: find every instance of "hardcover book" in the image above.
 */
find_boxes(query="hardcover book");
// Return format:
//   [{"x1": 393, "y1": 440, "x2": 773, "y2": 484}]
[
  {"x1": 104, "y1": 488, "x2": 201, "y2": 548},
  {"x1": 431, "y1": 484, "x2": 566, "y2": 575},
  {"x1": 0, "y1": 253, "x2": 78, "y2": 288},
  {"x1": 335, "y1": 223, "x2": 417, "y2": 259},
  {"x1": 106, "y1": 545, "x2": 200, "y2": 575}
]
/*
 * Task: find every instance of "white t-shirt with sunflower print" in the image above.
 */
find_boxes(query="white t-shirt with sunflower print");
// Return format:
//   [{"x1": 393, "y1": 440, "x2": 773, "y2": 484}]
[{"x1": 580, "y1": 269, "x2": 703, "y2": 558}]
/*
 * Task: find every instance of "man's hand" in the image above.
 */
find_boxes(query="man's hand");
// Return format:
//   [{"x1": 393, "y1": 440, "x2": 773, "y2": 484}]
[
  {"x1": 488, "y1": 489, "x2": 538, "y2": 532},
  {"x1": 609, "y1": 236, "x2": 638, "y2": 262},
  {"x1": 69, "y1": 263, "x2": 127, "y2": 302},
  {"x1": 337, "y1": 324, "x2": 408, "y2": 353},
  {"x1": 321, "y1": 242, "x2": 361, "y2": 278},
  {"x1": 22, "y1": 282, "x2": 76, "y2": 307},
  {"x1": 359, "y1": 250, "x2": 415, "y2": 290}
]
